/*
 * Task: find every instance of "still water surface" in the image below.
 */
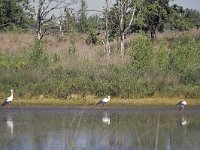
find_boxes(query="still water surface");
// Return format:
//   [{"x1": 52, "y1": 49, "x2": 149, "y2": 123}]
[{"x1": 0, "y1": 107, "x2": 200, "y2": 150}]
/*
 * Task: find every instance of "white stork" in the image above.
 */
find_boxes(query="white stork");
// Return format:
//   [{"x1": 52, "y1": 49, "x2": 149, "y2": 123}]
[
  {"x1": 176, "y1": 100, "x2": 187, "y2": 111},
  {"x1": 96, "y1": 96, "x2": 110, "y2": 106},
  {"x1": 1, "y1": 89, "x2": 14, "y2": 107}
]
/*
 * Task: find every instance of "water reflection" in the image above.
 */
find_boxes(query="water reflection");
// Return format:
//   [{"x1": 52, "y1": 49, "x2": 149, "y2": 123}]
[
  {"x1": 0, "y1": 107, "x2": 200, "y2": 150},
  {"x1": 180, "y1": 115, "x2": 187, "y2": 127},
  {"x1": 102, "y1": 112, "x2": 110, "y2": 125},
  {"x1": 6, "y1": 114, "x2": 14, "y2": 135},
  {"x1": 177, "y1": 110, "x2": 188, "y2": 127}
]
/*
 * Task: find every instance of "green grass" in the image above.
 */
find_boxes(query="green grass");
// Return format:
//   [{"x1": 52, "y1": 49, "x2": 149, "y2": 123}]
[{"x1": 8, "y1": 97, "x2": 200, "y2": 107}]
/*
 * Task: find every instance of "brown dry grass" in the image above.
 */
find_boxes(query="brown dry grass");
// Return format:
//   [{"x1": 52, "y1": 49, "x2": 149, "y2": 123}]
[
  {"x1": 0, "y1": 32, "x2": 132, "y2": 66},
  {"x1": 1, "y1": 29, "x2": 200, "y2": 53},
  {"x1": 0, "y1": 32, "x2": 34, "y2": 53},
  {"x1": 1, "y1": 29, "x2": 199, "y2": 71},
  {"x1": 0, "y1": 29, "x2": 199, "y2": 69},
  {"x1": 157, "y1": 28, "x2": 200, "y2": 42}
]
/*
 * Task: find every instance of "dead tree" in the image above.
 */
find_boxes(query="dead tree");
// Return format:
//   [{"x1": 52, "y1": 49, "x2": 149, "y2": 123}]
[
  {"x1": 87, "y1": 5, "x2": 111, "y2": 59},
  {"x1": 59, "y1": 14, "x2": 64, "y2": 36},
  {"x1": 34, "y1": 0, "x2": 77, "y2": 41},
  {"x1": 105, "y1": 0, "x2": 111, "y2": 59},
  {"x1": 116, "y1": 0, "x2": 138, "y2": 55}
]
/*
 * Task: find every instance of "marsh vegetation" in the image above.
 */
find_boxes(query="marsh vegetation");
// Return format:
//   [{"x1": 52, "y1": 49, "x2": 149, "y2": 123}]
[{"x1": 0, "y1": 30, "x2": 200, "y2": 102}]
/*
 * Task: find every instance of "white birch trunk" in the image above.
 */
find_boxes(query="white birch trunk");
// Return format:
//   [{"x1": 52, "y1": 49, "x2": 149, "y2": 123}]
[{"x1": 120, "y1": 33, "x2": 125, "y2": 55}]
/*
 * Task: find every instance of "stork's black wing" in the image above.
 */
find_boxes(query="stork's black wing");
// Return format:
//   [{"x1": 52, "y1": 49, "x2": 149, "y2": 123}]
[
  {"x1": 96, "y1": 100, "x2": 103, "y2": 105},
  {"x1": 1, "y1": 99, "x2": 8, "y2": 106}
]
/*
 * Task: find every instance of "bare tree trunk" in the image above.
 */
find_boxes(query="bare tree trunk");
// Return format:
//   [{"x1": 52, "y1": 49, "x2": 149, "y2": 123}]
[
  {"x1": 37, "y1": 0, "x2": 43, "y2": 41},
  {"x1": 151, "y1": 30, "x2": 156, "y2": 44},
  {"x1": 150, "y1": 25, "x2": 157, "y2": 45},
  {"x1": 59, "y1": 15, "x2": 64, "y2": 36},
  {"x1": 37, "y1": 23, "x2": 42, "y2": 40},
  {"x1": 34, "y1": 0, "x2": 77, "y2": 41},
  {"x1": 105, "y1": 0, "x2": 110, "y2": 62},
  {"x1": 120, "y1": 33, "x2": 125, "y2": 55},
  {"x1": 119, "y1": 0, "x2": 124, "y2": 55},
  {"x1": 118, "y1": 0, "x2": 137, "y2": 55}
]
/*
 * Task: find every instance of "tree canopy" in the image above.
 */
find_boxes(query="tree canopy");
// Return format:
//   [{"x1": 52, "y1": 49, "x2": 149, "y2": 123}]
[
  {"x1": 0, "y1": 0, "x2": 200, "y2": 43},
  {"x1": 0, "y1": 0, "x2": 34, "y2": 31}
]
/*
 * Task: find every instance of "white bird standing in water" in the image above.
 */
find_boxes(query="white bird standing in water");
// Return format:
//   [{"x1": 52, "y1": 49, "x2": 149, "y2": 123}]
[
  {"x1": 96, "y1": 96, "x2": 110, "y2": 106},
  {"x1": 176, "y1": 100, "x2": 187, "y2": 111},
  {"x1": 1, "y1": 89, "x2": 14, "y2": 107}
]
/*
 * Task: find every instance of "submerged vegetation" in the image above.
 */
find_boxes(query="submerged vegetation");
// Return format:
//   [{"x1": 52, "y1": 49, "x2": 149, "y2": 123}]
[{"x1": 0, "y1": 30, "x2": 200, "y2": 102}]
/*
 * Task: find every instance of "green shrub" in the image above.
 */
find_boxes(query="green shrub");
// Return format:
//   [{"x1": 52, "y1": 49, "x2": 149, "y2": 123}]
[
  {"x1": 29, "y1": 39, "x2": 49, "y2": 68},
  {"x1": 131, "y1": 35, "x2": 153, "y2": 72},
  {"x1": 152, "y1": 41, "x2": 169, "y2": 72},
  {"x1": 170, "y1": 37, "x2": 200, "y2": 85}
]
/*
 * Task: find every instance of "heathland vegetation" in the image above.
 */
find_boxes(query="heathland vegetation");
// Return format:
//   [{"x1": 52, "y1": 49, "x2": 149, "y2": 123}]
[
  {"x1": 0, "y1": 0, "x2": 200, "y2": 103},
  {"x1": 0, "y1": 30, "x2": 199, "y2": 100}
]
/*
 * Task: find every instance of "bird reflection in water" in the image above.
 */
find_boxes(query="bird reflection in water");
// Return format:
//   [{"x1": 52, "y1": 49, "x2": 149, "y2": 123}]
[
  {"x1": 6, "y1": 114, "x2": 14, "y2": 135},
  {"x1": 102, "y1": 112, "x2": 110, "y2": 125},
  {"x1": 180, "y1": 115, "x2": 187, "y2": 127}
]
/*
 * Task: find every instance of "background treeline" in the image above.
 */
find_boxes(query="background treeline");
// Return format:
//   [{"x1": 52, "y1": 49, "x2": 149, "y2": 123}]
[{"x1": 0, "y1": 0, "x2": 200, "y2": 99}]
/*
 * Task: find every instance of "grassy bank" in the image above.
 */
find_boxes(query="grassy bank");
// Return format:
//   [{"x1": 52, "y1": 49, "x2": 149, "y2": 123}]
[{"x1": 9, "y1": 97, "x2": 200, "y2": 107}]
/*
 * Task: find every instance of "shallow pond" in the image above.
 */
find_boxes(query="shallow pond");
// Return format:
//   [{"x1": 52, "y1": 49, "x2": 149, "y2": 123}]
[{"x1": 0, "y1": 107, "x2": 200, "y2": 150}]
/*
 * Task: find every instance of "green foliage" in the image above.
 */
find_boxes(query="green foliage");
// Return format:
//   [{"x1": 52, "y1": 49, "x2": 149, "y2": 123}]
[
  {"x1": 63, "y1": 8, "x2": 76, "y2": 33},
  {"x1": 168, "y1": 37, "x2": 200, "y2": 86},
  {"x1": 153, "y1": 41, "x2": 169, "y2": 71},
  {"x1": 0, "y1": 32, "x2": 200, "y2": 99},
  {"x1": 169, "y1": 4, "x2": 189, "y2": 31},
  {"x1": 85, "y1": 16, "x2": 102, "y2": 33},
  {"x1": 86, "y1": 32, "x2": 100, "y2": 45},
  {"x1": 184, "y1": 9, "x2": 200, "y2": 29},
  {"x1": 131, "y1": 35, "x2": 153, "y2": 71},
  {"x1": 76, "y1": 1, "x2": 101, "y2": 34},
  {"x1": 170, "y1": 37, "x2": 200, "y2": 72},
  {"x1": 140, "y1": 0, "x2": 171, "y2": 42},
  {"x1": 29, "y1": 39, "x2": 49, "y2": 67},
  {"x1": 169, "y1": 6, "x2": 200, "y2": 31},
  {"x1": 77, "y1": 0, "x2": 88, "y2": 33},
  {"x1": 0, "y1": 51, "x2": 27, "y2": 69},
  {"x1": 30, "y1": 39, "x2": 43, "y2": 61},
  {"x1": 68, "y1": 33, "x2": 77, "y2": 55},
  {"x1": 106, "y1": 6, "x2": 119, "y2": 40},
  {"x1": 0, "y1": 0, "x2": 34, "y2": 31},
  {"x1": 68, "y1": 44, "x2": 76, "y2": 55}
]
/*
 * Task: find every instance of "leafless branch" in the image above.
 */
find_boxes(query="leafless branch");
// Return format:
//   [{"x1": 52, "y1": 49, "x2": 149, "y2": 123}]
[
  {"x1": 42, "y1": 1, "x2": 64, "y2": 18},
  {"x1": 124, "y1": 6, "x2": 136, "y2": 34},
  {"x1": 41, "y1": 16, "x2": 53, "y2": 26},
  {"x1": 34, "y1": 0, "x2": 77, "y2": 40}
]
